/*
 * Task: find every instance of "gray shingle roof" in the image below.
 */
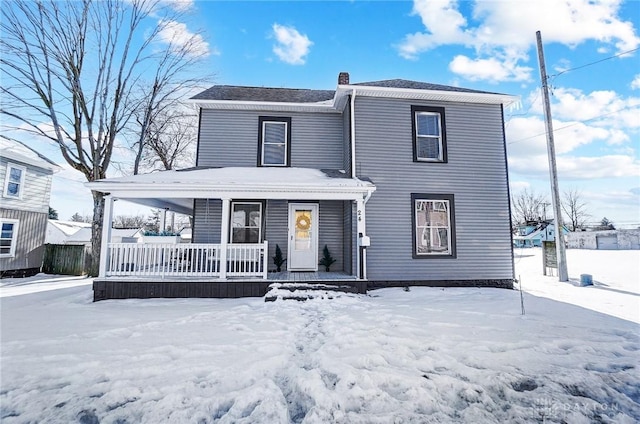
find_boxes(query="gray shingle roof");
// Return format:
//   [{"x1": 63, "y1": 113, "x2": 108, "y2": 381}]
[
  {"x1": 352, "y1": 79, "x2": 502, "y2": 95},
  {"x1": 191, "y1": 85, "x2": 335, "y2": 103},
  {"x1": 191, "y1": 79, "x2": 505, "y2": 102}
]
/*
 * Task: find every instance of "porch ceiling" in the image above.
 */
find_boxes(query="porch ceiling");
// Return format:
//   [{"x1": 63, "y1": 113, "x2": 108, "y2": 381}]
[{"x1": 86, "y1": 167, "x2": 376, "y2": 214}]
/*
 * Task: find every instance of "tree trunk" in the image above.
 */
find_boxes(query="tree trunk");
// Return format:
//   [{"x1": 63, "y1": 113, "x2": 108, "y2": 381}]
[{"x1": 89, "y1": 190, "x2": 105, "y2": 277}]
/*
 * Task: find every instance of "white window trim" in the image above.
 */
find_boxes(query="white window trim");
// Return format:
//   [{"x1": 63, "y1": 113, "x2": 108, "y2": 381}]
[
  {"x1": 3, "y1": 162, "x2": 27, "y2": 199},
  {"x1": 415, "y1": 111, "x2": 443, "y2": 162},
  {"x1": 0, "y1": 219, "x2": 19, "y2": 258},
  {"x1": 415, "y1": 199, "x2": 451, "y2": 255},
  {"x1": 261, "y1": 121, "x2": 288, "y2": 167},
  {"x1": 230, "y1": 201, "x2": 263, "y2": 243}
]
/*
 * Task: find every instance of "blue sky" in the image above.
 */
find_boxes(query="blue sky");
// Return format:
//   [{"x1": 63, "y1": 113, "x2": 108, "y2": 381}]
[{"x1": 20, "y1": 0, "x2": 640, "y2": 227}]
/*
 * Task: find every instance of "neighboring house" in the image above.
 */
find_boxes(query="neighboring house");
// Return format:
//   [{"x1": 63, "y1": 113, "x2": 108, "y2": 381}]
[
  {"x1": 567, "y1": 229, "x2": 640, "y2": 250},
  {"x1": 45, "y1": 220, "x2": 92, "y2": 245},
  {"x1": 86, "y1": 73, "x2": 518, "y2": 300},
  {"x1": 64, "y1": 227, "x2": 144, "y2": 246},
  {"x1": 0, "y1": 139, "x2": 60, "y2": 277},
  {"x1": 513, "y1": 220, "x2": 569, "y2": 248}
]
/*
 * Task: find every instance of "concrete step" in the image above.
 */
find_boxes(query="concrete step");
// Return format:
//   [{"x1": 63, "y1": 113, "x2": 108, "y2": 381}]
[{"x1": 265, "y1": 282, "x2": 359, "y2": 302}]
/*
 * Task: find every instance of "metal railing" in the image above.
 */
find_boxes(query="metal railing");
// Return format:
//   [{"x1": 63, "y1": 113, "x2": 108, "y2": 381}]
[{"x1": 105, "y1": 241, "x2": 268, "y2": 279}]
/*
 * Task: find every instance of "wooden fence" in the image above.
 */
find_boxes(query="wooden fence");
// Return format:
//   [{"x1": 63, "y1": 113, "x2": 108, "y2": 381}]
[{"x1": 42, "y1": 244, "x2": 90, "y2": 276}]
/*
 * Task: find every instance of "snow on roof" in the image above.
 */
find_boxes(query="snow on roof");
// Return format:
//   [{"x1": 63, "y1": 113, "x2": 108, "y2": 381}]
[
  {"x1": 48, "y1": 220, "x2": 92, "y2": 236},
  {"x1": 89, "y1": 167, "x2": 375, "y2": 190},
  {"x1": 0, "y1": 139, "x2": 60, "y2": 172}
]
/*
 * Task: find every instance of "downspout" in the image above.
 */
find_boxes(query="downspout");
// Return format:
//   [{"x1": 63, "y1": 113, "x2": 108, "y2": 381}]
[{"x1": 350, "y1": 88, "x2": 357, "y2": 178}]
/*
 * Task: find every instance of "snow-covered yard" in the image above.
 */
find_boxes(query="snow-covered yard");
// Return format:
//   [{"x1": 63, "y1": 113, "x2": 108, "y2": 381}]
[{"x1": 1, "y1": 249, "x2": 638, "y2": 423}]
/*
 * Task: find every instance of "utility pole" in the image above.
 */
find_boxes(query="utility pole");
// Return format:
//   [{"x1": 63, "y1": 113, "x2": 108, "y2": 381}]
[{"x1": 536, "y1": 30, "x2": 569, "y2": 282}]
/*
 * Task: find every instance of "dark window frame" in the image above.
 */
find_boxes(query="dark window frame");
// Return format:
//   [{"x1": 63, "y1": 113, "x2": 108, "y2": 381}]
[
  {"x1": 257, "y1": 116, "x2": 292, "y2": 167},
  {"x1": 229, "y1": 200, "x2": 267, "y2": 244},
  {"x1": 411, "y1": 105, "x2": 447, "y2": 163},
  {"x1": 411, "y1": 193, "x2": 456, "y2": 259}
]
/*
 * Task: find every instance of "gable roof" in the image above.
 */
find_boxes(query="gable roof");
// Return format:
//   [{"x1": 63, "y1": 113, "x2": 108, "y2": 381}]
[{"x1": 191, "y1": 77, "x2": 518, "y2": 111}]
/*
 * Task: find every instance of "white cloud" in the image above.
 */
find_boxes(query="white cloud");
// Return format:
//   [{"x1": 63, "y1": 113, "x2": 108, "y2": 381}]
[
  {"x1": 158, "y1": 20, "x2": 213, "y2": 57},
  {"x1": 271, "y1": 24, "x2": 313, "y2": 65},
  {"x1": 162, "y1": 0, "x2": 194, "y2": 12},
  {"x1": 509, "y1": 154, "x2": 640, "y2": 180},
  {"x1": 398, "y1": 0, "x2": 640, "y2": 83},
  {"x1": 550, "y1": 88, "x2": 640, "y2": 130},
  {"x1": 631, "y1": 74, "x2": 640, "y2": 90},
  {"x1": 449, "y1": 55, "x2": 532, "y2": 83}
]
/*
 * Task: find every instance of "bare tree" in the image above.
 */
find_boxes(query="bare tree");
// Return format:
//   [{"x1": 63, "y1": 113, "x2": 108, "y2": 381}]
[
  {"x1": 134, "y1": 105, "x2": 198, "y2": 173},
  {"x1": 113, "y1": 214, "x2": 147, "y2": 229},
  {"x1": 561, "y1": 188, "x2": 590, "y2": 231},
  {"x1": 511, "y1": 188, "x2": 548, "y2": 225},
  {"x1": 129, "y1": 38, "x2": 209, "y2": 174},
  {"x1": 1, "y1": 0, "x2": 208, "y2": 275}
]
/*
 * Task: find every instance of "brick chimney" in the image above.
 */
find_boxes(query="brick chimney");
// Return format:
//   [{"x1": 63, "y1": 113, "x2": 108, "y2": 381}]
[{"x1": 338, "y1": 72, "x2": 350, "y2": 85}]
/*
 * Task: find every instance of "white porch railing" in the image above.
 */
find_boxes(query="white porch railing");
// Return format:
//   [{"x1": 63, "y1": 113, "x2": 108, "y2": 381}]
[{"x1": 105, "y1": 241, "x2": 268, "y2": 279}]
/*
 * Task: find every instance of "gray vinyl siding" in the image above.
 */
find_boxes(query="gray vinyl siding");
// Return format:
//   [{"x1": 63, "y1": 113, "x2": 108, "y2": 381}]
[
  {"x1": 355, "y1": 96, "x2": 513, "y2": 281},
  {"x1": 192, "y1": 199, "x2": 221, "y2": 243},
  {"x1": 0, "y1": 208, "x2": 47, "y2": 272},
  {"x1": 197, "y1": 109, "x2": 344, "y2": 169},
  {"x1": 342, "y1": 201, "x2": 353, "y2": 274},
  {"x1": 342, "y1": 98, "x2": 352, "y2": 174},
  {"x1": 265, "y1": 200, "x2": 288, "y2": 272},
  {"x1": 0, "y1": 157, "x2": 53, "y2": 214},
  {"x1": 318, "y1": 201, "x2": 343, "y2": 273}
]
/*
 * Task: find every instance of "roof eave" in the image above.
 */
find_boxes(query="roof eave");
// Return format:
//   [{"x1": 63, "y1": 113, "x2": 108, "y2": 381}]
[
  {"x1": 190, "y1": 99, "x2": 340, "y2": 113},
  {"x1": 337, "y1": 84, "x2": 519, "y2": 106}
]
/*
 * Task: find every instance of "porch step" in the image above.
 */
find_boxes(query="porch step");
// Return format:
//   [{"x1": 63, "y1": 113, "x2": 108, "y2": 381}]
[{"x1": 264, "y1": 282, "x2": 359, "y2": 302}]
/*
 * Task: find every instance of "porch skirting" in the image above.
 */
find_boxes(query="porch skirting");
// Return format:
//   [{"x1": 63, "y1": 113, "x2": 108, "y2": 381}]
[
  {"x1": 92, "y1": 278, "x2": 510, "y2": 301},
  {"x1": 93, "y1": 277, "x2": 367, "y2": 301}
]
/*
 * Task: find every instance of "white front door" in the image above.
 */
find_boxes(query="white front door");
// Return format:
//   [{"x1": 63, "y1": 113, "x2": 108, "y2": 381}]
[{"x1": 288, "y1": 203, "x2": 319, "y2": 271}]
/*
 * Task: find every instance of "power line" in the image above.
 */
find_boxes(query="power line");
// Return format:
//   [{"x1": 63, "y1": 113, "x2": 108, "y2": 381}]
[
  {"x1": 507, "y1": 103, "x2": 640, "y2": 145},
  {"x1": 548, "y1": 47, "x2": 640, "y2": 80}
]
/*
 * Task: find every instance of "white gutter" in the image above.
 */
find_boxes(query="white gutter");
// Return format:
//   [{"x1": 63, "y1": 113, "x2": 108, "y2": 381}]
[{"x1": 350, "y1": 88, "x2": 357, "y2": 178}]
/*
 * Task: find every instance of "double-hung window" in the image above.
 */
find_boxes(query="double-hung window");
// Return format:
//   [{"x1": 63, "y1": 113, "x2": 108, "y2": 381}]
[
  {"x1": 4, "y1": 163, "x2": 26, "y2": 199},
  {"x1": 0, "y1": 219, "x2": 19, "y2": 257},
  {"x1": 411, "y1": 194, "x2": 456, "y2": 258},
  {"x1": 412, "y1": 106, "x2": 447, "y2": 162},
  {"x1": 231, "y1": 202, "x2": 263, "y2": 243},
  {"x1": 258, "y1": 117, "x2": 291, "y2": 167}
]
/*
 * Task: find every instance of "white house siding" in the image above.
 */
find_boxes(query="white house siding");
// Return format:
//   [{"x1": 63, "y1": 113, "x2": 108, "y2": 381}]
[
  {"x1": 197, "y1": 109, "x2": 344, "y2": 169},
  {"x1": 567, "y1": 230, "x2": 640, "y2": 250},
  {"x1": 0, "y1": 157, "x2": 53, "y2": 214},
  {"x1": 0, "y1": 208, "x2": 47, "y2": 273},
  {"x1": 354, "y1": 96, "x2": 513, "y2": 282}
]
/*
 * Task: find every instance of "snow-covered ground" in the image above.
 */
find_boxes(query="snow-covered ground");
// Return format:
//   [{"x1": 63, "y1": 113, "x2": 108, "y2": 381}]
[{"x1": 1, "y1": 250, "x2": 638, "y2": 423}]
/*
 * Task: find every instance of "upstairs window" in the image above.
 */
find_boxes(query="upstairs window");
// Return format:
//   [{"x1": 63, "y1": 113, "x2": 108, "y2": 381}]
[
  {"x1": 411, "y1": 193, "x2": 456, "y2": 258},
  {"x1": 4, "y1": 163, "x2": 26, "y2": 199},
  {"x1": 412, "y1": 106, "x2": 447, "y2": 163},
  {"x1": 0, "y1": 219, "x2": 19, "y2": 257},
  {"x1": 258, "y1": 117, "x2": 291, "y2": 167},
  {"x1": 231, "y1": 201, "x2": 263, "y2": 243}
]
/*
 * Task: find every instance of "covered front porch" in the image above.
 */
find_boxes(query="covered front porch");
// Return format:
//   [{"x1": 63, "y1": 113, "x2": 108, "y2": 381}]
[{"x1": 86, "y1": 167, "x2": 375, "y2": 300}]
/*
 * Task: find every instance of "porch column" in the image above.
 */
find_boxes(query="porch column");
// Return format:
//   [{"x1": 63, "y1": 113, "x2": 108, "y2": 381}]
[
  {"x1": 98, "y1": 195, "x2": 115, "y2": 278},
  {"x1": 219, "y1": 198, "x2": 231, "y2": 280},
  {"x1": 356, "y1": 198, "x2": 368, "y2": 280}
]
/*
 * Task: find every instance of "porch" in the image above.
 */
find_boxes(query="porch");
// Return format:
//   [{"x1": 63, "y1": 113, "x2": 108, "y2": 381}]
[{"x1": 86, "y1": 167, "x2": 376, "y2": 300}]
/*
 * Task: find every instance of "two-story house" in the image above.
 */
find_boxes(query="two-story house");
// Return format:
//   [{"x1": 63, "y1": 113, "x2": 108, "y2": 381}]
[
  {"x1": 0, "y1": 139, "x2": 60, "y2": 277},
  {"x1": 87, "y1": 73, "x2": 517, "y2": 300}
]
